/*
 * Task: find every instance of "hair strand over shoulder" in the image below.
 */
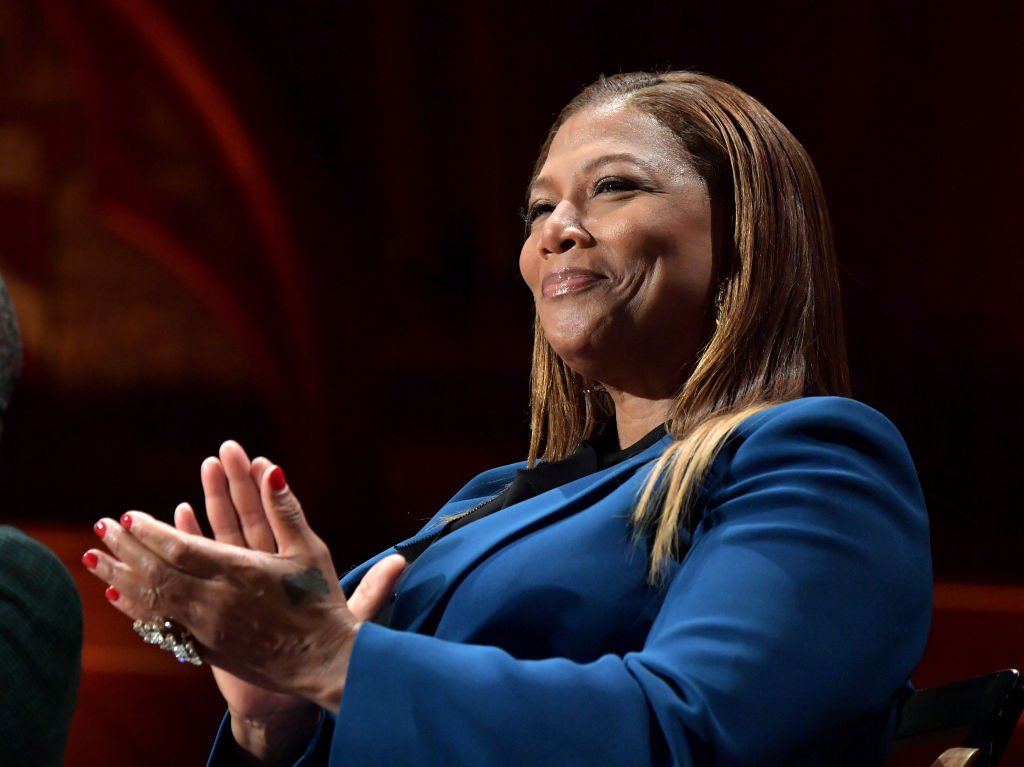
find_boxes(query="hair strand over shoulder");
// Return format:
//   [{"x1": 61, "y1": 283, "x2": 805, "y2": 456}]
[{"x1": 525, "y1": 71, "x2": 850, "y2": 583}]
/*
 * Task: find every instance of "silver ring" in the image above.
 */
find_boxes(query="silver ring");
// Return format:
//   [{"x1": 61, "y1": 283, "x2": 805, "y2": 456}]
[{"x1": 132, "y1": 618, "x2": 203, "y2": 665}]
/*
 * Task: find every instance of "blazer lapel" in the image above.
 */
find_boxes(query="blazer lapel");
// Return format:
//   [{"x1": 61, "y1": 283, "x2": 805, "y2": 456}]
[
  {"x1": 339, "y1": 463, "x2": 525, "y2": 595},
  {"x1": 390, "y1": 435, "x2": 671, "y2": 634}
]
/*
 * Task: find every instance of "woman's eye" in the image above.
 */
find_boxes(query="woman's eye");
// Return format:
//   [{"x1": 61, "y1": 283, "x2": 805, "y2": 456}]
[
  {"x1": 524, "y1": 201, "x2": 555, "y2": 225},
  {"x1": 594, "y1": 177, "x2": 639, "y2": 194}
]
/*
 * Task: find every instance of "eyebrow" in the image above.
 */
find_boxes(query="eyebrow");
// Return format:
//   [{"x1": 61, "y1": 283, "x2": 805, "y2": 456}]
[{"x1": 529, "y1": 152, "x2": 659, "y2": 197}]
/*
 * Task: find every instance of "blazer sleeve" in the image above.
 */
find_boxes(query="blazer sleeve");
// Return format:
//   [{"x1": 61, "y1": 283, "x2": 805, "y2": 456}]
[{"x1": 260, "y1": 398, "x2": 934, "y2": 766}]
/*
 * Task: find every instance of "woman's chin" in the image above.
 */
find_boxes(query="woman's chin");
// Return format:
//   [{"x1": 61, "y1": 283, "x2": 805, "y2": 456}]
[{"x1": 546, "y1": 337, "x2": 608, "y2": 381}]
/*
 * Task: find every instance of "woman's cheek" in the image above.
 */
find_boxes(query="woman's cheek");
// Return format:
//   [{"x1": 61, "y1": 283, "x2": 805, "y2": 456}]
[{"x1": 518, "y1": 244, "x2": 540, "y2": 294}]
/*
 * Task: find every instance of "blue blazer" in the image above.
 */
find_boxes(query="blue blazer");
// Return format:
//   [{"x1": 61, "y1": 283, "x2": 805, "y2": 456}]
[{"x1": 211, "y1": 397, "x2": 932, "y2": 766}]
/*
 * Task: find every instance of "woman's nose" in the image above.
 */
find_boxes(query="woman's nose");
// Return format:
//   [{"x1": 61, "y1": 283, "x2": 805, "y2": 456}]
[{"x1": 539, "y1": 202, "x2": 593, "y2": 256}]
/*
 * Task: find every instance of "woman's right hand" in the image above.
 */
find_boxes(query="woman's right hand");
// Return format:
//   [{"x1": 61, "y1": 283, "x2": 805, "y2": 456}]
[{"x1": 175, "y1": 442, "x2": 405, "y2": 761}]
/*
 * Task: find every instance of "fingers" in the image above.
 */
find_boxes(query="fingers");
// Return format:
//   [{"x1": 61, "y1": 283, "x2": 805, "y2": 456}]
[
  {"x1": 347, "y1": 554, "x2": 406, "y2": 622},
  {"x1": 202, "y1": 457, "x2": 246, "y2": 546},
  {"x1": 201, "y1": 443, "x2": 277, "y2": 553},
  {"x1": 259, "y1": 465, "x2": 318, "y2": 556},
  {"x1": 83, "y1": 549, "x2": 183, "y2": 623},
  {"x1": 115, "y1": 512, "x2": 230, "y2": 579},
  {"x1": 83, "y1": 516, "x2": 208, "y2": 623},
  {"x1": 84, "y1": 506, "x2": 351, "y2": 702},
  {"x1": 219, "y1": 441, "x2": 276, "y2": 553},
  {"x1": 174, "y1": 503, "x2": 204, "y2": 536},
  {"x1": 250, "y1": 456, "x2": 272, "y2": 488},
  {"x1": 81, "y1": 542, "x2": 138, "y2": 619}
]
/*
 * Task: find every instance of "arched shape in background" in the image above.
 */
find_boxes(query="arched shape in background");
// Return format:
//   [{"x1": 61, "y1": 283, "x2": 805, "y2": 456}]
[{"x1": 36, "y1": 0, "x2": 326, "y2": 468}]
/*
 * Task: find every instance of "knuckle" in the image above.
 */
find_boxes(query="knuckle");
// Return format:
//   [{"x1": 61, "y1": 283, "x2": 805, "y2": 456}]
[
  {"x1": 139, "y1": 555, "x2": 163, "y2": 584},
  {"x1": 139, "y1": 584, "x2": 162, "y2": 611},
  {"x1": 313, "y1": 540, "x2": 331, "y2": 562},
  {"x1": 278, "y1": 497, "x2": 304, "y2": 521},
  {"x1": 160, "y1": 536, "x2": 189, "y2": 566},
  {"x1": 182, "y1": 599, "x2": 204, "y2": 634},
  {"x1": 137, "y1": 558, "x2": 175, "y2": 605}
]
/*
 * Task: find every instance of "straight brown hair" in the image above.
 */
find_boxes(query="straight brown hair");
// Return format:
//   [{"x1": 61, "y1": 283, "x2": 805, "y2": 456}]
[{"x1": 525, "y1": 72, "x2": 850, "y2": 582}]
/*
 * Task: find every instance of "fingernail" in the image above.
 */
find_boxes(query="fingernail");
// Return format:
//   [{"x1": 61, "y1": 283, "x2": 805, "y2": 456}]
[
  {"x1": 81, "y1": 552, "x2": 98, "y2": 570},
  {"x1": 104, "y1": 586, "x2": 120, "y2": 602},
  {"x1": 94, "y1": 520, "x2": 107, "y2": 538},
  {"x1": 121, "y1": 513, "x2": 132, "y2": 530},
  {"x1": 269, "y1": 465, "x2": 288, "y2": 492}
]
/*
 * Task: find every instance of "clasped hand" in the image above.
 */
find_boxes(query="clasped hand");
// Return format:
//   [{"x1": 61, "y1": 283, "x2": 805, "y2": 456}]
[{"x1": 83, "y1": 443, "x2": 405, "y2": 722}]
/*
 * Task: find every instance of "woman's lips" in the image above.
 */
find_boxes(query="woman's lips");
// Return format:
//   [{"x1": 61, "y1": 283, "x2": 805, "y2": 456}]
[{"x1": 541, "y1": 268, "x2": 606, "y2": 299}]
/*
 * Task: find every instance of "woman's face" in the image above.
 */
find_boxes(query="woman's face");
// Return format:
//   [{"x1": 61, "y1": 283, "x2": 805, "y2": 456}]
[{"x1": 520, "y1": 101, "x2": 715, "y2": 398}]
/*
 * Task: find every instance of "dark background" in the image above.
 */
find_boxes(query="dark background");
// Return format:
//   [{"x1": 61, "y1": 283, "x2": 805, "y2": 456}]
[
  {"x1": 0, "y1": 1, "x2": 1021, "y2": 764},
  {"x1": 3, "y1": 0, "x2": 1022, "y2": 577}
]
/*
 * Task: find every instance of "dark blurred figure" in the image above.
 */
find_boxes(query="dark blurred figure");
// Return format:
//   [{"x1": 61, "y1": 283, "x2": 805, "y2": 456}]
[
  {"x1": 0, "y1": 273, "x2": 18, "y2": 421},
  {"x1": 0, "y1": 275, "x2": 83, "y2": 767}
]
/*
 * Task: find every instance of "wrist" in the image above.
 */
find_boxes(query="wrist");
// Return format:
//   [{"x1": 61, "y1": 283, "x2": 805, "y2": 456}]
[
  {"x1": 229, "y1": 703, "x2": 320, "y2": 765},
  {"x1": 308, "y1": 619, "x2": 363, "y2": 714}
]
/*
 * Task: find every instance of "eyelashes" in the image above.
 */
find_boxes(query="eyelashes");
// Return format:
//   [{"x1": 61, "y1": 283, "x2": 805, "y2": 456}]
[
  {"x1": 521, "y1": 176, "x2": 644, "y2": 229},
  {"x1": 520, "y1": 201, "x2": 555, "y2": 225},
  {"x1": 594, "y1": 177, "x2": 640, "y2": 194}
]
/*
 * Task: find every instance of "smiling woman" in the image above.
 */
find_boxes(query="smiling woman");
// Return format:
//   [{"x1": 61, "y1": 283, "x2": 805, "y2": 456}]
[
  {"x1": 520, "y1": 101, "x2": 715, "y2": 449},
  {"x1": 84, "y1": 71, "x2": 932, "y2": 767}
]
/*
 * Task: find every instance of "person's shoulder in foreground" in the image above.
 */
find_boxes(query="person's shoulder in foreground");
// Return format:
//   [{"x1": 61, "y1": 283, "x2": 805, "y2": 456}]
[{"x1": 0, "y1": 526, "x2": 84, "y2": 767}]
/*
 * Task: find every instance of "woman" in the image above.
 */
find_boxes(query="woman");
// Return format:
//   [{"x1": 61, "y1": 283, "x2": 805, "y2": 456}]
[{"x1": 83, "y1": 71, "x2": 932, "y2": 766}]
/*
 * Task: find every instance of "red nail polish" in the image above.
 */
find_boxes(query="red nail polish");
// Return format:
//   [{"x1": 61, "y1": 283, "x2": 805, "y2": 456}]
[
  {"x1": 269, "y1": 465, "x2": 288, "y2": 492},
  {"x1": 104, "y1": 586, "x2": 120, "y2": 602},
  {"x1": 94, "y1": 520, "x2": 107, "y2": 538},
  {"x1": 81, "y1": 552, "x2": 98, "y2": 570},
  {"x1": 121, "y1": 513, "x2": 132, "y2": 530}
]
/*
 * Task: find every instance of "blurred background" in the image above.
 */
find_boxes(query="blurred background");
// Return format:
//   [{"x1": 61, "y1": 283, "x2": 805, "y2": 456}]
[{"x1": 0, "y1": 0, "x2": 1021, "y2": 763}]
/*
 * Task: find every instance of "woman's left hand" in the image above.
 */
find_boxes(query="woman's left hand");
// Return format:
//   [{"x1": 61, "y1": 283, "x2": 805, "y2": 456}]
[{"x1": 85, "y1": 466, "x2": 358, "y2": 713}]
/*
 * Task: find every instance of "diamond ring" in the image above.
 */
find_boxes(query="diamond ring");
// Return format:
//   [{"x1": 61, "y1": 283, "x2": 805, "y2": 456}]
[{"x1": 132, "y1": 618, "x2": 202, "y2": 665}]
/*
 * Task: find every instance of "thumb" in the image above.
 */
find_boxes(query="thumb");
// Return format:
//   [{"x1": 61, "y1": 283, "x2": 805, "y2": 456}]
[
  {"x1": 260, "y1": 464, "x2": 315, "y2": 554},
  {"x1": 347, "y1": 554, "x2": 406, "y2": 622}
]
